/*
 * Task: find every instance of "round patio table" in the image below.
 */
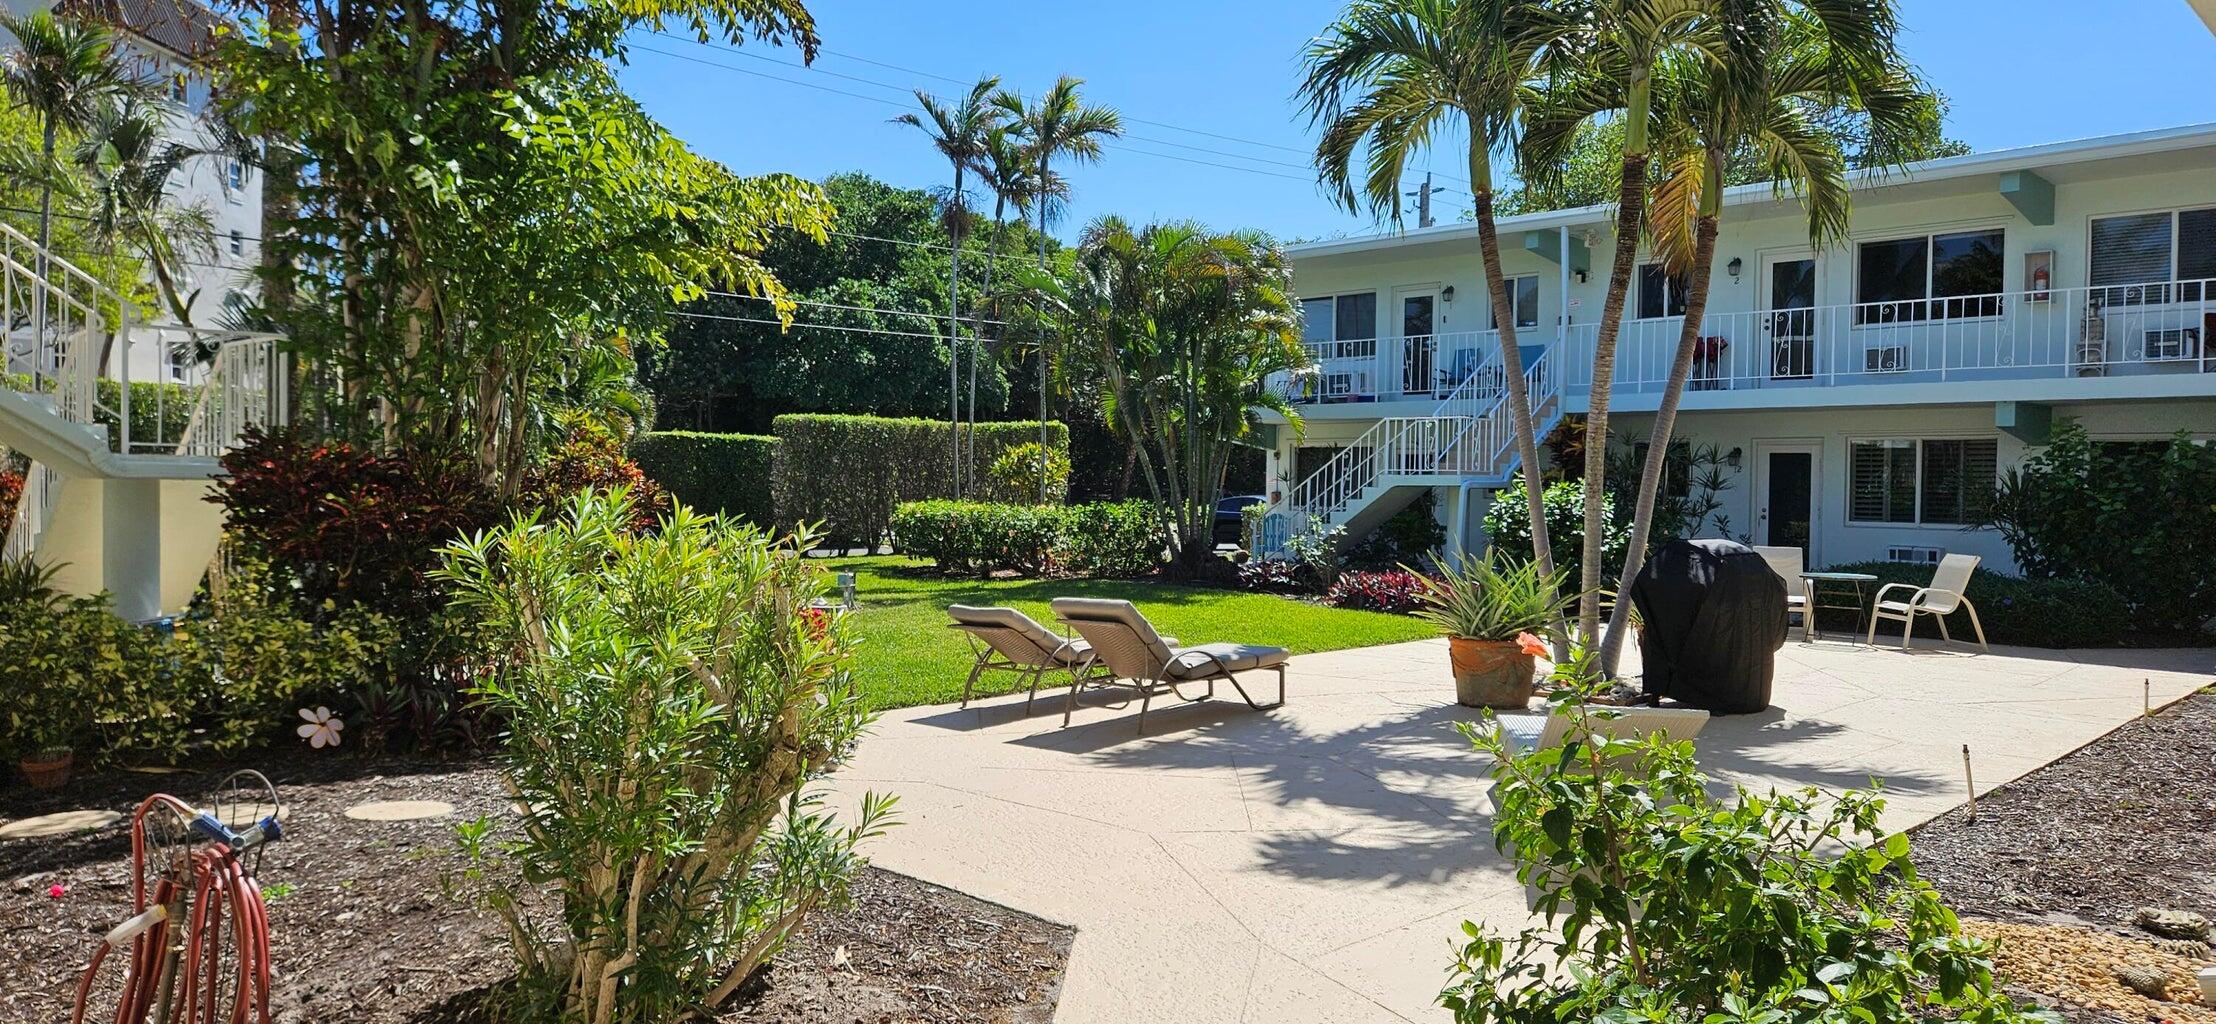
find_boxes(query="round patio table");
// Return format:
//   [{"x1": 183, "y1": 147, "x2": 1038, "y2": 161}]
[{"x1": 1799, "y1": 571, "x2": 1879, "y2": 642}]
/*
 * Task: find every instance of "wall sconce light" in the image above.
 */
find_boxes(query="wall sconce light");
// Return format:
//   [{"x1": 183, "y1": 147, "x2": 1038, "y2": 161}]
[
  {"x1": 1726, "y1": 257, "x2": 1744, "y2": 280},
  {"x1": 1726, "y1": 446, "x2": 1743, "y2": 470},
  {"x1": 1441, "y1": 285, "x2": 1456, "y2": 302}
]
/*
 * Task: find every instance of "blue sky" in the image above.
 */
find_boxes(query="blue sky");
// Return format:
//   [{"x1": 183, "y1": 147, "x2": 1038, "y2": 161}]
[{"x1": 615, "y1": 1, "x2": 2216, "y2": 244}]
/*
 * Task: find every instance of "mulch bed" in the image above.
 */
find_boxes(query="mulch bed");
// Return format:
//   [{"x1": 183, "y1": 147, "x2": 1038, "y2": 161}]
[
  {"x1": 1909, "y1": 688, "x2": 2216, "y2": 1023},
  {"x1": 0, "y1": 759, "x2": 1071, "y2": 1024}
]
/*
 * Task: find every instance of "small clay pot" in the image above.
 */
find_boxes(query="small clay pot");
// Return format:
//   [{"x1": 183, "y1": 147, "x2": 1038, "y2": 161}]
[
  {"x1": 1448, "y1": 636, "x2": 1537, "y2": 708},
  {"x1": 19, "y1": 750, "x2": 74, "y2": 790}
]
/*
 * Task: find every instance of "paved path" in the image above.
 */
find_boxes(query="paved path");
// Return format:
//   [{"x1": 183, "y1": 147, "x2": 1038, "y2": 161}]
[{"x1": 829, "y1": 639, "x2": 2213, "y2": 1024}]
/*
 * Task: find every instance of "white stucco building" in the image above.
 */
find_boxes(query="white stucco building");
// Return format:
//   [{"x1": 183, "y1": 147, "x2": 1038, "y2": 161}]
[{"x1": 1256, "y1": 124, "x2": 2216, "y2": 574}]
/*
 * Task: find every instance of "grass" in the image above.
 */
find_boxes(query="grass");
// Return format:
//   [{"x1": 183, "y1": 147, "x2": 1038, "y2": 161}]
[{"x1": 823, "y1": 555, "x2": 1436, "y2": 710}]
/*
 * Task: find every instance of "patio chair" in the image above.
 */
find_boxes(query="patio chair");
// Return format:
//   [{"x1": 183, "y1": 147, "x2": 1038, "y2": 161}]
[
  {"x1": 1049, "y1": 597, "x2": 1288, "y2": 733},
  {"x1": 1865, "y1": 553, "x2": 1988, "y2": 651},
  {"x1": 1753, "y1": 545, "x2": 1812, "y2": 642},
  {"x1": 946, "y1": 605, "x2": 1160, "y2": 713}
]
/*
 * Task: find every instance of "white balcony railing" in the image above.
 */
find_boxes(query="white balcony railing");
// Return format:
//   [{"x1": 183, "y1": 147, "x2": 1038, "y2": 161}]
[
  {"x1": 1565, "y1": 278, "x2": 2216, "y2": 395},
  {"x1": 1280, "y1": 329, "x2": 1505, "y2": 404}
]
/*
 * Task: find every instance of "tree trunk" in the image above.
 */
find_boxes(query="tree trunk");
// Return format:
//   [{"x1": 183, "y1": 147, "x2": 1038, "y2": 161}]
[
  {"x1": 1578, "y1": 143, "x2": 1651, "y2": 647},
  {"x1": 947, "y1": 165, "x2": 965, "y2": 497},
  {"x1": 974, "y1": 198, "x2": 1005, "y2": 489},
  {"x1": 1599, "y1": 201, "x2": 1719, "y2": 678},
  {"x1": 1034, "y1": 155, "x2": 1053, "y2": 503}
]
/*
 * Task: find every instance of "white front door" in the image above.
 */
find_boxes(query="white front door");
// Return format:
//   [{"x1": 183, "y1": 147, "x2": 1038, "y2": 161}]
[
  {"x1": 1759, "y1": 252, "x2": 1818, "y2": 381},
  {"x1": 1753, "y1": 440, "x2": 1822, "y2": 564}
]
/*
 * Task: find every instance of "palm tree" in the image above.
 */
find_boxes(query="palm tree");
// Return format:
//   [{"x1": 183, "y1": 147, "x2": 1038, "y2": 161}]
[
  {"x1": 970, "y1": 125, "x2": 1037, "y2": 482},
  {"x1": 1583, "y1": 5, "x2": 1933, "y2": 674},
  {"x1": 1299, "y1": 0, "x2": 1568, "y2": 637},
  {"x1": 997, "y1": 76, "x2": 1121, "y2": 502},
  {"x1": 74, "y1": 95, "x2": 218, "y2": 325},
  {"x1": 1525, "y1": 0, "x2": 1721, "y2": 645},
  {"x1": 894, "y1": 73, "x2": 1003, "y2": 496}
]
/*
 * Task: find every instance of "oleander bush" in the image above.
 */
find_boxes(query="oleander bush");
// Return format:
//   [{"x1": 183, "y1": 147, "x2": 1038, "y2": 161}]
[
  {"x1": 1445, "y1": 659, "x2": 2055, "y2": 1024},
  {"x1": 439, "y1": 489, "x2": 892, "y2": 1023},
  {"x1": 1324, "y1": 569, "x2": 1426, "y2": 614},
  {"x1": 771, "y1": 414, "x2": 1067, "y2": 549},
  {"x1": 630, "y1": 430, "x2": 777, "y2": 523},
  {"x1": 888, "y1": 499, "x2": 1169, "y2": 577},
  {"x1": 1822, "y1": 560, "x2": 2129, "y2": 648}
]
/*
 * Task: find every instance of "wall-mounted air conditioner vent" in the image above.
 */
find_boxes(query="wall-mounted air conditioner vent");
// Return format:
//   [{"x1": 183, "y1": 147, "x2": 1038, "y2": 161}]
[
  {"x1": 2144, "y1": 327, "x2": 2202, "y2": 361},
  {"x1": 1886, "y1": 545, "x2": 1943, "y2": 565},
  {"x1": 1864, "y1": 344, "x2": 1908, "y2": 372}
]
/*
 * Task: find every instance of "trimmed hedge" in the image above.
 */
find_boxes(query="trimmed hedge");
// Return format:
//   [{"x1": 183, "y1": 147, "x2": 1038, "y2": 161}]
[
  {"x1": 889, "y1": 499, "x2": 1167, "y2": 577},
  {"x1": 10, "y1": 373, "x2": 202, "y2": 452},
  {"x1": 773, "y1": 415, "x2": 1068, "y2": 549},
  {"x1": 1821, "y1": 561, "x2": 2130, "y2": 649},
  {"x1": 631, "y1": 431, "x2": 777, "y2": 524}
]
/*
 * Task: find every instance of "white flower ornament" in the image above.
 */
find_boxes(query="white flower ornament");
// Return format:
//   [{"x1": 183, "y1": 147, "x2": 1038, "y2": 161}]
[{"x1": 297, "y1": 706, "x2": 345, "y2": 749}]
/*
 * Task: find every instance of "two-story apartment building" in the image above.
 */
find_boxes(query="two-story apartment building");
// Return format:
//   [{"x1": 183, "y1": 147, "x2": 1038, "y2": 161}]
[{"x1": 1256, "y1": 123, "x2": 2216, "y2": 573}]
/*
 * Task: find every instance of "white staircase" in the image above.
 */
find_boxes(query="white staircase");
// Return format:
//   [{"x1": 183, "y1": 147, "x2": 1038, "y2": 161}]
[
  {"x1": 1259, "y1": 346, "x2": 1561, "y2": 555},
  {"x1": 0, "y1": 221, "x2": 286, "y2": 619}
]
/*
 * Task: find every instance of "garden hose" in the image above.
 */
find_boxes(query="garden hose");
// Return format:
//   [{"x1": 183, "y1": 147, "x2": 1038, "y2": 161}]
[{"x1": 70, "y1": 771, "x2": 284, "y2": 1024}]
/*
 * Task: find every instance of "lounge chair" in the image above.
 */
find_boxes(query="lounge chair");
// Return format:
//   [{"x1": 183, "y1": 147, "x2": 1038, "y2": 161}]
[
  {"x1": 1753, "y1": 545, "x2": 1812, "y2": 642},
  {"x1": 1049, "y1": 597, "x2": 1289, "y2": 733},
  {"x1": 1865, "y1": 553, "x2": 1988, "y2": 651},
  {"x1": 946, "y1": 605, "x2": 1158, "y2": 713}
]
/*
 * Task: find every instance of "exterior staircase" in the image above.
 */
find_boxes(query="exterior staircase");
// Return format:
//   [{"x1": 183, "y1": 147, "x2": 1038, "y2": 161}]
[
  {"x1": 1259, "y1": 346, "x2": 1561, "y2": 556},
  {"x1": 0, "y1": 221, "x2": 286, "y2": 619}
]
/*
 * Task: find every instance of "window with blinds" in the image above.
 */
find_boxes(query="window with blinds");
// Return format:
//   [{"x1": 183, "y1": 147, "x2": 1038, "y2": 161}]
[
  {"x1": 2090, "y1": 206, "x2": 2216, "y2": 305},
  {"x1": 1850, "y1": 438, "x2": 1998, "y2": 525},
  {"x1": 1300, "y1": 293, "x2": 1378, "y2": 357}
]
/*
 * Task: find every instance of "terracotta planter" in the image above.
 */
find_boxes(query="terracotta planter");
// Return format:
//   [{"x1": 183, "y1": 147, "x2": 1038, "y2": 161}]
[
  {"x1": 1448, "y1": 637, "x2": 1537, "y2": 709},
  {"x1": 19, "y1": 750, "x2": 74, "y2": 790}
]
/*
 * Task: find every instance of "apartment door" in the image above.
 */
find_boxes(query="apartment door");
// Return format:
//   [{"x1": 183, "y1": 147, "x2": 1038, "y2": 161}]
[
  {"x1": 1397, "y1": 288, "x2": 1439, "y2": 395},
  {"x1": 1753, "y1": 440, "x2": 1821, "y2": 562},
  {"x1": 1761, "y1": 253, "x2": 1817, "y2": 380}
]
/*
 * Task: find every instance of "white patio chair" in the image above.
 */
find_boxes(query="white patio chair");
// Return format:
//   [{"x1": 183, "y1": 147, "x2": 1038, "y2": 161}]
[
  {"x1": 1050, "y1": 597, "x2": 1287, "y2": 733},
  {"x1": 1865, "y1": 553, "x2": 1988, "y2": 651},
  {"x1": 1753, "y1": 545, "x2": 1812, "y2": 642}
]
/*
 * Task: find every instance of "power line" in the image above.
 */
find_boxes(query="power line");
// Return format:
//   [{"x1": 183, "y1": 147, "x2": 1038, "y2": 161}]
[
  {"x1": 702, "y1": 289, "x2": 1008, "y2": 326},
  {"x1": 670, "y1": 307, "x2": 988, "y2": 342}
]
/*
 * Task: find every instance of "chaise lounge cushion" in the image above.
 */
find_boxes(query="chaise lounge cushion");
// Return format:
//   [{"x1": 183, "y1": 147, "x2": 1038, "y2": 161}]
[{"x1": 1164, "y1": 642, "x2": 1290, "y2": 679}]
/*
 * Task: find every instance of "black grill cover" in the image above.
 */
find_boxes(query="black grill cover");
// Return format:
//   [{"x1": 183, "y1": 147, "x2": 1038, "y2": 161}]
[{"x1": 1627, "y1": 538, "x2": 1786, "y2": 715}]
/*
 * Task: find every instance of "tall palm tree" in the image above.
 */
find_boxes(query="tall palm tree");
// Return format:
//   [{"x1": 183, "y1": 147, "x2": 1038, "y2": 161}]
[
  {"x1": 970, "y1": 125, "x2": 1037, "y2": 481},
  {"x1": 893, "y1": 73, "x2": 1003, "y2": 496},
  {"x1": 1525, "y1": 0, "x2": 1721, "y2": 644},
  {"x1": 1299, "y1": 0, "x2": 1568, "y2": 631},
  {"x1": 74, "y1": 95, "x2": 218, "y2": 325},
  {"x1": 997, "y1": 76, "x2": 1121, "y2": 502},
  {"x1": 1580, "y1": 5, "x2": 1933, "y2": 674}
]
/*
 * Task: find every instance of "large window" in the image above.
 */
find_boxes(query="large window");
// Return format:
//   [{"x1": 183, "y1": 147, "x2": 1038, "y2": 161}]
[
  {"x1": 1299, "y1": 292, "x2": 1378, "y2": 357},
  {"x1": 1488, "y1": 275, "x2": 1539, "y2": 330},
  {"x1": 1636, "y1": 263, "x2": 1689, "y2": 319},
  {"x1": 1855, "y1": 228, "x2": 2004, "y2": 324},
  {"x1": 2090, "y1": 206, "x2": 2216, "y2": 305},
  {"x1": 1849, "y1": 437, "x2": 1997, "y2": 525}
]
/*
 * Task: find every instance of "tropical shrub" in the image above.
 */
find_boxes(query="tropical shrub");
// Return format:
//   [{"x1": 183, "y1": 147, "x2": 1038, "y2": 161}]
[
  {"x1": 889, "y1": 500, "x2": 1065, "y2": 575},
  {"x1": 1238, "y1": 500, "x2": 1268, "y2": 552},
  {"x1": 1237, "y1": 556, "x2": 1308, "y2": 594},
  {"x1": 1409, "y1": 549, "x2": 1574, "y2": 641},
  {"x1": 1822, "y1": 560, "x2": 2129, "y2": 648},
  {"x1": 1984, "y1": 421, "x2": 2216, "y2": 634},
  {"x1": 1324, "y1": 569, "x2": 1426, "y2": 614},
  {"x1": 771, "y1": 414, "x2": 1067, "y2": 549},
  {"x1": 0, "y1": 466, "x2": 21, "y2": 531},
  {"x1": 439, "y1": 490, "x2": 893, "y2": 1023},
  {"x1": 0, "y1": 562, "x2": 132, "y2": 759},
  {"x1": 979, "y1": 441, "x2": 1072, "y2": 505},
  {"x1": 1054, "y1": 500, "x2": 1167, "y2": 577},
  {"x1": 1343, "y1": 491, "x2": 1446, "y2": 570},
  {"x1": 1446, "y1": 666, "x2": 2055, "y2": 1024},
  {"x1": 630, "y1": 430, "x2": 777, "y2": 523},
  {"x1": 516, "y1": 425, "x2": 670, "y2": 531},
  {"x1": 1483, "y1": 479, "x2": 1630, "y2": 590}
]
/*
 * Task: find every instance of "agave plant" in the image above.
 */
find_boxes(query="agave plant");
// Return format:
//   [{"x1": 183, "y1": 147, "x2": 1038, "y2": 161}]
[{"x1": 1407, "y1": 548, "x2": 1575, "y2": 643}]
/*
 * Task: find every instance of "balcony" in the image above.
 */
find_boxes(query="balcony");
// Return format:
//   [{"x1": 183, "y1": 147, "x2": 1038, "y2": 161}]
[{"x1": 1280, "y1": 329, "x2": 1512, "y2": 405}]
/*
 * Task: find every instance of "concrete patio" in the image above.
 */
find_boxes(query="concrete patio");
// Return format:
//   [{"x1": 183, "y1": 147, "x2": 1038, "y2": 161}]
[{"x1": 828, "y1": 638, "x2": 2214, "y2": 1024}]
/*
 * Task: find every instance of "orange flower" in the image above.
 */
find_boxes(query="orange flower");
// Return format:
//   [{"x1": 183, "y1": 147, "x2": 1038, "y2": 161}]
[{"x1": 1515, "y1": 632, "x2": 1549, "y2": 658}]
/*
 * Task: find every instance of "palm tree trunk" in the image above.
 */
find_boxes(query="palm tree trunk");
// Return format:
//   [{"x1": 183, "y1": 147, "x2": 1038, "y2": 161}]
[
  {"x1": 1579, "y1": 95, "x2": 1652, "y2": 646},
  {"x1": 947, "y1": 165, "x2": 964, "y2": 497},
  {"x1": 974, "y1": 198, "x2": 1007, "y2": 490},
  {"x1": 1469, "y1": 175, "x2": 1559, "y2": 582},
  {"x1": 1034, "y1": 155, "x2": 1053, "y2": 503},
  {"x1": 1599, "y1": 198, "x2": 1719, "y2": 677},
  {"x1": 33, "y1": 114, "x2": 55, "y2": 369}
]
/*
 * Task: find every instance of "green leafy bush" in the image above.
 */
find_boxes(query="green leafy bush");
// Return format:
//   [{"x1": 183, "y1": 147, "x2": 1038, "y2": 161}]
[
  {"x1": 1822, "y1": 560, "x2": 2129, "y2": 648},
  {"x1": 1446, "y1": 664, "x2": 2054, "y2": 1024},
  {"x1": 1985, "y1": 421, "x2": 2216, "y2": 634},
  {"x1": 0, "y1": 562, "x2": 137, "y2": 759},
  {"x1": 1345, "y1": 491, "x2": 1446, "y2": 570},
  {"x1": 979, "y1": 441, "x2": 1071, "y2": 504},
  {"x1": 1409, "y1": 548, "x2": 1573, "y2": 641},
  {"x1": 1482, "y1": 479, "x2": 1630, "y2": 589},
  {"x1": 631, "y1": 430, "x2": 778, "y2": 523},
  {"x1": 1238, "y1": 500, "x2": 1267, "y2": 552},
  {"x1": 438, "y1": 489, "x2": 892, "y2": 1023},
  {"x1": 771, "y1": 414, "x2": 1067, "y2": 549},
  {"x1": 1055, "y1": 500, "x2": 1168, "y2": 577},
  {"x1": 889, "y1": 500, "x2": 1065, "y2": 575}
]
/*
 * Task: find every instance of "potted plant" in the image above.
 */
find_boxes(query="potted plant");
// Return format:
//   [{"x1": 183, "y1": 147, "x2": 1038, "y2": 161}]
[
  {"x1": 0, "y1": 560, "x2": 99, "y2": 788},
  {"x1": 1409, "y1": 549, "x2": 1575, "y2": 708}
]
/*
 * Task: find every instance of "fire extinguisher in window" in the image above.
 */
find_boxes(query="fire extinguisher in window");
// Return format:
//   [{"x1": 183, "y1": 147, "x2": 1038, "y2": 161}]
[{"x1": 2031, "y1": 263, "x2": 2050, "y2": 301}]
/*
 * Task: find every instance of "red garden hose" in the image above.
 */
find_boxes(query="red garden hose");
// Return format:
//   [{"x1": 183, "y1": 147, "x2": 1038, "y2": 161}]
[{"x1": 71, "y1": 772, "x2": 283, "y2": 1024}]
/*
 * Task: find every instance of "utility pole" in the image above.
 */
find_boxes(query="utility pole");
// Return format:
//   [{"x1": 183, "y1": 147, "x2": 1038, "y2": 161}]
[{"x1": 1406, "y1": 172, "x2": 1437, "y2": 229}]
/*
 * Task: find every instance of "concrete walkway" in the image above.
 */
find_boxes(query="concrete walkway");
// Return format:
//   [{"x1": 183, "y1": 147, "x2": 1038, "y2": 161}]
[{"x1": 829, "y1": 639, "x2": 2213, "y2": 1024}]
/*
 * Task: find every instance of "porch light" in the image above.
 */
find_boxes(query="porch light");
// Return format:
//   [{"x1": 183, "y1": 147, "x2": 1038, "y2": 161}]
[
  {"x1": 1441, "y1": 285, "x2": 1456, "y2": 303},
  {"x1": 1726, "y1": 447, "x2": 1743, "y2": 470},
  {"x1": 1726, "y1": 257, "x2": 1743, "y2": 280}
]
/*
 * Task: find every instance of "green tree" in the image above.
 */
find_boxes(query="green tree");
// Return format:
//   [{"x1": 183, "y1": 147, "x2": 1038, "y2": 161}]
[
  {"x1": 1299, "y1": 0, "x2": 1567, "y2": 643},
  {"x1": 0, "y1": 11, "x2": 150, "y2": 274},
  {"x1": 996, "y1": 76, "x2": 1121, "y2": 501},
  {"x1": 70, "y1": 95, "x2": 218, "y2": 326},
  {"x1": 1036, "y1": 218, "x2": 1308, "y2": 569}
]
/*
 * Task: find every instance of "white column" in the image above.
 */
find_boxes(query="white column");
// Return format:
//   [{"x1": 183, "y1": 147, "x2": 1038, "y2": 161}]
[{"x1": 102, "y1": 477, "x2": 161, "y2": 621}]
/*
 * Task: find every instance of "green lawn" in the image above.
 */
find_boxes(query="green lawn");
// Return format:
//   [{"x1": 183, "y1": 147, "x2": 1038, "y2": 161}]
[{"x1": 824, "y1": 555, "x2": 1436, "y2": 710}]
